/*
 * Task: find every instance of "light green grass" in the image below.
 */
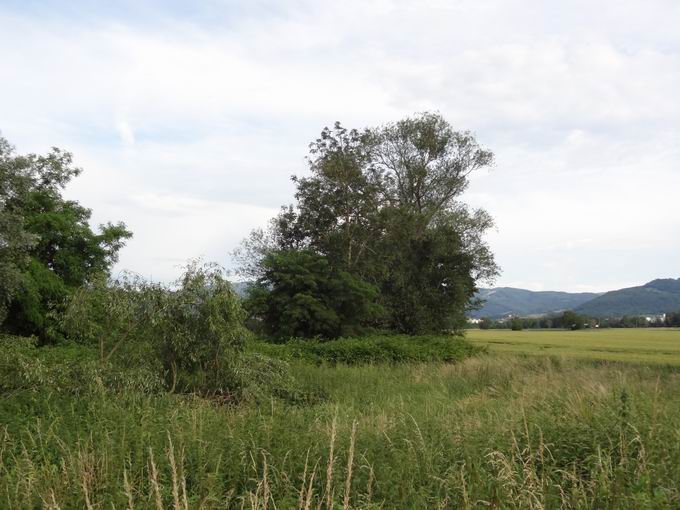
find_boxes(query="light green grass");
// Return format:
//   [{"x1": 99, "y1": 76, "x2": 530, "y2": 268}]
[
  {"x1": 3, "y1": 356, "x2": 680, "y2": 508},
  {"x1": 467, "y1": 328, "x2": 680, "y2": 364}
]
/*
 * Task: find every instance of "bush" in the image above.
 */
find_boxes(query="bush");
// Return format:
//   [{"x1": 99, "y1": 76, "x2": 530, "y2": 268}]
[
  {"x1": 62, "y1": 261, "x2": 251, "y2": 395},
  {"x1": 249, "y1": 334, "x2": 482, "y2": 366},
  {"x1": 0, "y1": 335, "x2": 163, "y2": 395},
  {"x1": 245, "y1": 250, "x2": 381, "y2": 339},
  {"x1": 236, "y1": 352, "x2": 327, "y2": 405}
]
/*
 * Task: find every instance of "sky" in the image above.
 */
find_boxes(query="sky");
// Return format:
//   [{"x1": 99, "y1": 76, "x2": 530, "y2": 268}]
[{"x1": 1, "y1": 0, "x2": 679, "y2": 293}]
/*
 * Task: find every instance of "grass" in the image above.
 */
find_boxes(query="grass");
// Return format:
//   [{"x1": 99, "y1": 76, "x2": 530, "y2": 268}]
[
  {"x1": 467, "y1": 328, "x2": 680, "y2": 365},
  {"x1": 2, "y1": 352, "x2": 680, "y2": 507}
]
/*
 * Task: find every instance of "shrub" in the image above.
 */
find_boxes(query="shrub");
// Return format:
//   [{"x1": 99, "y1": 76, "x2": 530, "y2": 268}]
[
  {"x1": 249, "y1": 334, "x2": 481, "y2": 366},
  {"x1": 236, "y1": 352, "x2": 327, "y2": 405},
  {"x1": 0, "y1": 335, "x2": 163, "y2": 395},
  {"x1": 245, "y1": 250, "x2": 381, "y2": 339},
  {"x1": 62, "y1": 261, "x2": 251, "y2": 395}
]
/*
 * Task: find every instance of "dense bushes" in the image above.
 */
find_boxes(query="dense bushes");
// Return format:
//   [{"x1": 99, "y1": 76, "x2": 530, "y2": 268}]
[
  {"x1": 60, "y1": 261, "x2": 251, "y2": 396},
  {"x1": 0, "y1": 335, "x2": 163, "y2": 395},
  {"x1": 250, "y1": 334, "x2": 482, "y2": 365},
  {"x1": 245, "y1": 250, "x2": 381, "y2": 339}
]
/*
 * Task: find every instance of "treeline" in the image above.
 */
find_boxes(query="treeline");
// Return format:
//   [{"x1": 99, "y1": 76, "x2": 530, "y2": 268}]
[
  {"x1": 476, "y1": 310, "x2": 680, "y2": 330},
  {"x1": 1, "y1": 113, "x2": 494, "y2": 398}
]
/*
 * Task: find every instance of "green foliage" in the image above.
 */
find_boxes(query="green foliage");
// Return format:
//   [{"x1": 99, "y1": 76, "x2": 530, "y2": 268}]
[
  {"x1": 237, "y1": 113, "x2": 498, "y2": 336},
  {"x1": 510, "y1": 317, "x2": 523, "y2": 331},
  {"x1": 151, "y1": 261, "x2": 250, "y2": 394},
  {"x1": 249, "y1": 334, "x2": 481, "y2": 365},
  {"x1": 246, "y1": 250, "x2": 381, "y2": 339},
  {"x1": 62, "y1": 261, "x2": 251, "y2": 395},
  {"x1": 236, "y1": 352, "x2": 327, "y2": 405},
  {"x1": 0, "y1": 138, "x2": 37, "y2": 323},
  {"x1": 479, "y1": 317, "x2": 493, "y2": 330},
  {"x1": 0, "y1": 335, "x2": 162, "y2": 395},
  {"x1": 561, "y1": 310, "x2": 585, "y2": 330},
  {"x1": 0, "y1": 136, "x2": 132, "y2": 340}
]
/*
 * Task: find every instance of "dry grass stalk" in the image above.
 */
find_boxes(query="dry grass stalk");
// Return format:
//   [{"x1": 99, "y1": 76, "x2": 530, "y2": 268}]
[
  {"x1": 324, "y1": 412, "x2": 338, "y2": 510},
  {"x1": 148, "y1": 447, "x2": 164, "y2": 510},
  {"x1": 304, "y1": 460, "x2": 320, "y2": 510},
  {"x1": 298, "y1": 450, "x2": 311, "y2": 510},
  {"x1": 123, "y1": 469, "x2": 135, "y2": 510},
  {"x1": 78, "y1": 448, "x2": 94, "y2": 510},
  {"x1": 343, "y1": 420, "x2": 358, "y2": 510},
  {"x1": 180, "y1": 446, "x2": 189, "y2": 510},
  {"x1": 166, "y1": 433, "x2": 181, "y2": 510}
]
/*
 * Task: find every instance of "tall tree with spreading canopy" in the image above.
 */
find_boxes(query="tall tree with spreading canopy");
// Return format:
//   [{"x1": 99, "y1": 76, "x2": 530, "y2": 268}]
[
  {"x1": 0, "y1": 136, "x2": 132, "y2": 341},
  {"x1": 237, "y1": 112, "x2": 498, "y2": 336}
]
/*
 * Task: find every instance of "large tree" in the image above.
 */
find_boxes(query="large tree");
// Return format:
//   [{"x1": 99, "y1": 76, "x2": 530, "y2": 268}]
[
  {"x1": 0, "y1": 138, "x2": 37, "y2": 323},
  {"x1": 237, "y1": 113, "x2": 498, "y2": 336},
  {"x1": 0, "y1": 136, "x2": 132, "y2": 341}
]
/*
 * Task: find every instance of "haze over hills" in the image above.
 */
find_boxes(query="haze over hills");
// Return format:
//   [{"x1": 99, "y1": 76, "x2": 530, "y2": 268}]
[{"x1": 471, "y1": 278, "x2": 680, "y2": 318}]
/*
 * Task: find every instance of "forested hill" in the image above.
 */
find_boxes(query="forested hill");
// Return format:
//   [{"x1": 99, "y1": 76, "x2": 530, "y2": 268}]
[
  {"x1": 575, "y1": 279, "x2": 680, "y2": 317},
  {"x1": 469, "y1": 287, "x2": 601, "y2": 318}
]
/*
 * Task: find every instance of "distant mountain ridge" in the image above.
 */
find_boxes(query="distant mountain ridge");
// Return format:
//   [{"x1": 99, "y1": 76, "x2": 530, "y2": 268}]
[
  {"x1": 471, "y1": 278, "x2": 680, "y2": 319},
  {"x1": 469, "y1": 287, "x2": 601, "y2": 318},
  {"x1": 575, "y1": 278, "x2": 680, "y2": 317}
]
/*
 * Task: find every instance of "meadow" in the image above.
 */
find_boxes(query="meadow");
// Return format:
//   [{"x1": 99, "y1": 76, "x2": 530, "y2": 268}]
[
  {"x1": 467, "y1": 328, "x2": 680, "y2": 365},
  {"x1": 2, "y1": 333, "x2": 680, "y2": 508}
]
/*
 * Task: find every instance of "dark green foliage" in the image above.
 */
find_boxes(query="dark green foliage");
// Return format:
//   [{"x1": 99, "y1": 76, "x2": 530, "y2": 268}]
[
  {"x1": 0, "y1": 136, "x2": 131, "y2": 340},
  {"x1": 666, "y1": 311, "x2": 680, "y2": 327},
  {"x1": 246, "y1": 250, "x2": 381, "y2": 339},
  {"x1": 560, "y1": 310, "x2": 585, "y2": 330},
  {"x1": 479, "y1": 317, "x2": 493, "y2": 329},
  {"x1": 249, "y1": 334, "x2": 481, "y2": 365},
  {"x1": 510, "y1": 317, "x2": 523, "y2": 331},
  {"x1": 237, "y1": 113, "x2": 498, "y2": 336},
  {"x1": 0, "y1": 138, "x2": 38, "y2": 323}
]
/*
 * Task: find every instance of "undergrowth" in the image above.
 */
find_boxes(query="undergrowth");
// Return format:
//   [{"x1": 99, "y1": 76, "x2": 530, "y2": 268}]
[{"x1": 1, "y1": 354, "x2": 680, "y2": 508}]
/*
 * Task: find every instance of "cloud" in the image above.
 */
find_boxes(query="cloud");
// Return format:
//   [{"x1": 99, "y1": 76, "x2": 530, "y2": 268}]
[{"x1": 0, "y1": 0, "x2": 678, "y2": 289}]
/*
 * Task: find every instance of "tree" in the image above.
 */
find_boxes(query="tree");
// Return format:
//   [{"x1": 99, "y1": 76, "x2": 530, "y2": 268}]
[
  {"x1": 245, "y1": 250, "x2": 381, "y2": 339},
  {"x1": 0, "y1": 136, "x2": 132, "y2": 340},
  {"x1": 236, "y1": 113, "x2": 498, "y2": 336},
  {"x1": 510, "y1": 317, "x2": 523, "y2": 331},
  {"x1": 479, "y1": 317, "x2": 493, "y2": 330},
  {"x1": 560, "y1": 310, "x2": 584, "y2": 330},
  {"x1": 0, "y1": 137, "x2": 37, "y2": 323}
]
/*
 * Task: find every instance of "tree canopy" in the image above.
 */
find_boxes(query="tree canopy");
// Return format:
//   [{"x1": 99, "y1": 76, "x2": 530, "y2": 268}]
[
  {"x1": 237, "y1": 113, "x2": 499, "y2": 337},
  {"x1": 0, "y1": 136, "x2": 132, "y2": 340}
]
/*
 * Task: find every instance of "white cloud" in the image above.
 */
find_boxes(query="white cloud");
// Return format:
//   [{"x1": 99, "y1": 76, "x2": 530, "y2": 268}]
[{"x1": 0, "y1": 0, "x2": 678, "y2": 288}]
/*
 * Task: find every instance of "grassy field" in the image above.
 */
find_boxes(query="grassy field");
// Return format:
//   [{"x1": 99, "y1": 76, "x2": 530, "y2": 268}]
[
  {"x1": 467, "y1": 328, "x2": 680, "y2": 365},
  {"x1": 3, "y1": 333, "x2": 680, "y2": 508}
]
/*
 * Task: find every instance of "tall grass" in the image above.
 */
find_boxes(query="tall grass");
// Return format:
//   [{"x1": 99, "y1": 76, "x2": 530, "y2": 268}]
[{"x1": 1, "y1": 356, "x2": 680, "y2": 507}]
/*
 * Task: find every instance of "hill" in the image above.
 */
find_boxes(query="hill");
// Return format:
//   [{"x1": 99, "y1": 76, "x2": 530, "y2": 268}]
[
  {"x1": 469, "y1": 287, "x2": 601, "y2": 318},
  {"x1": 575, "y1": 278, "x2": 680, "y2": 317}
]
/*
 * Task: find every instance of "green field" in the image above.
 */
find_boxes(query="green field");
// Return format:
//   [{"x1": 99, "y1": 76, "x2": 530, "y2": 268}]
[{"x1": 467, "y1": 328, "x2": 680, "y2": 365}]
